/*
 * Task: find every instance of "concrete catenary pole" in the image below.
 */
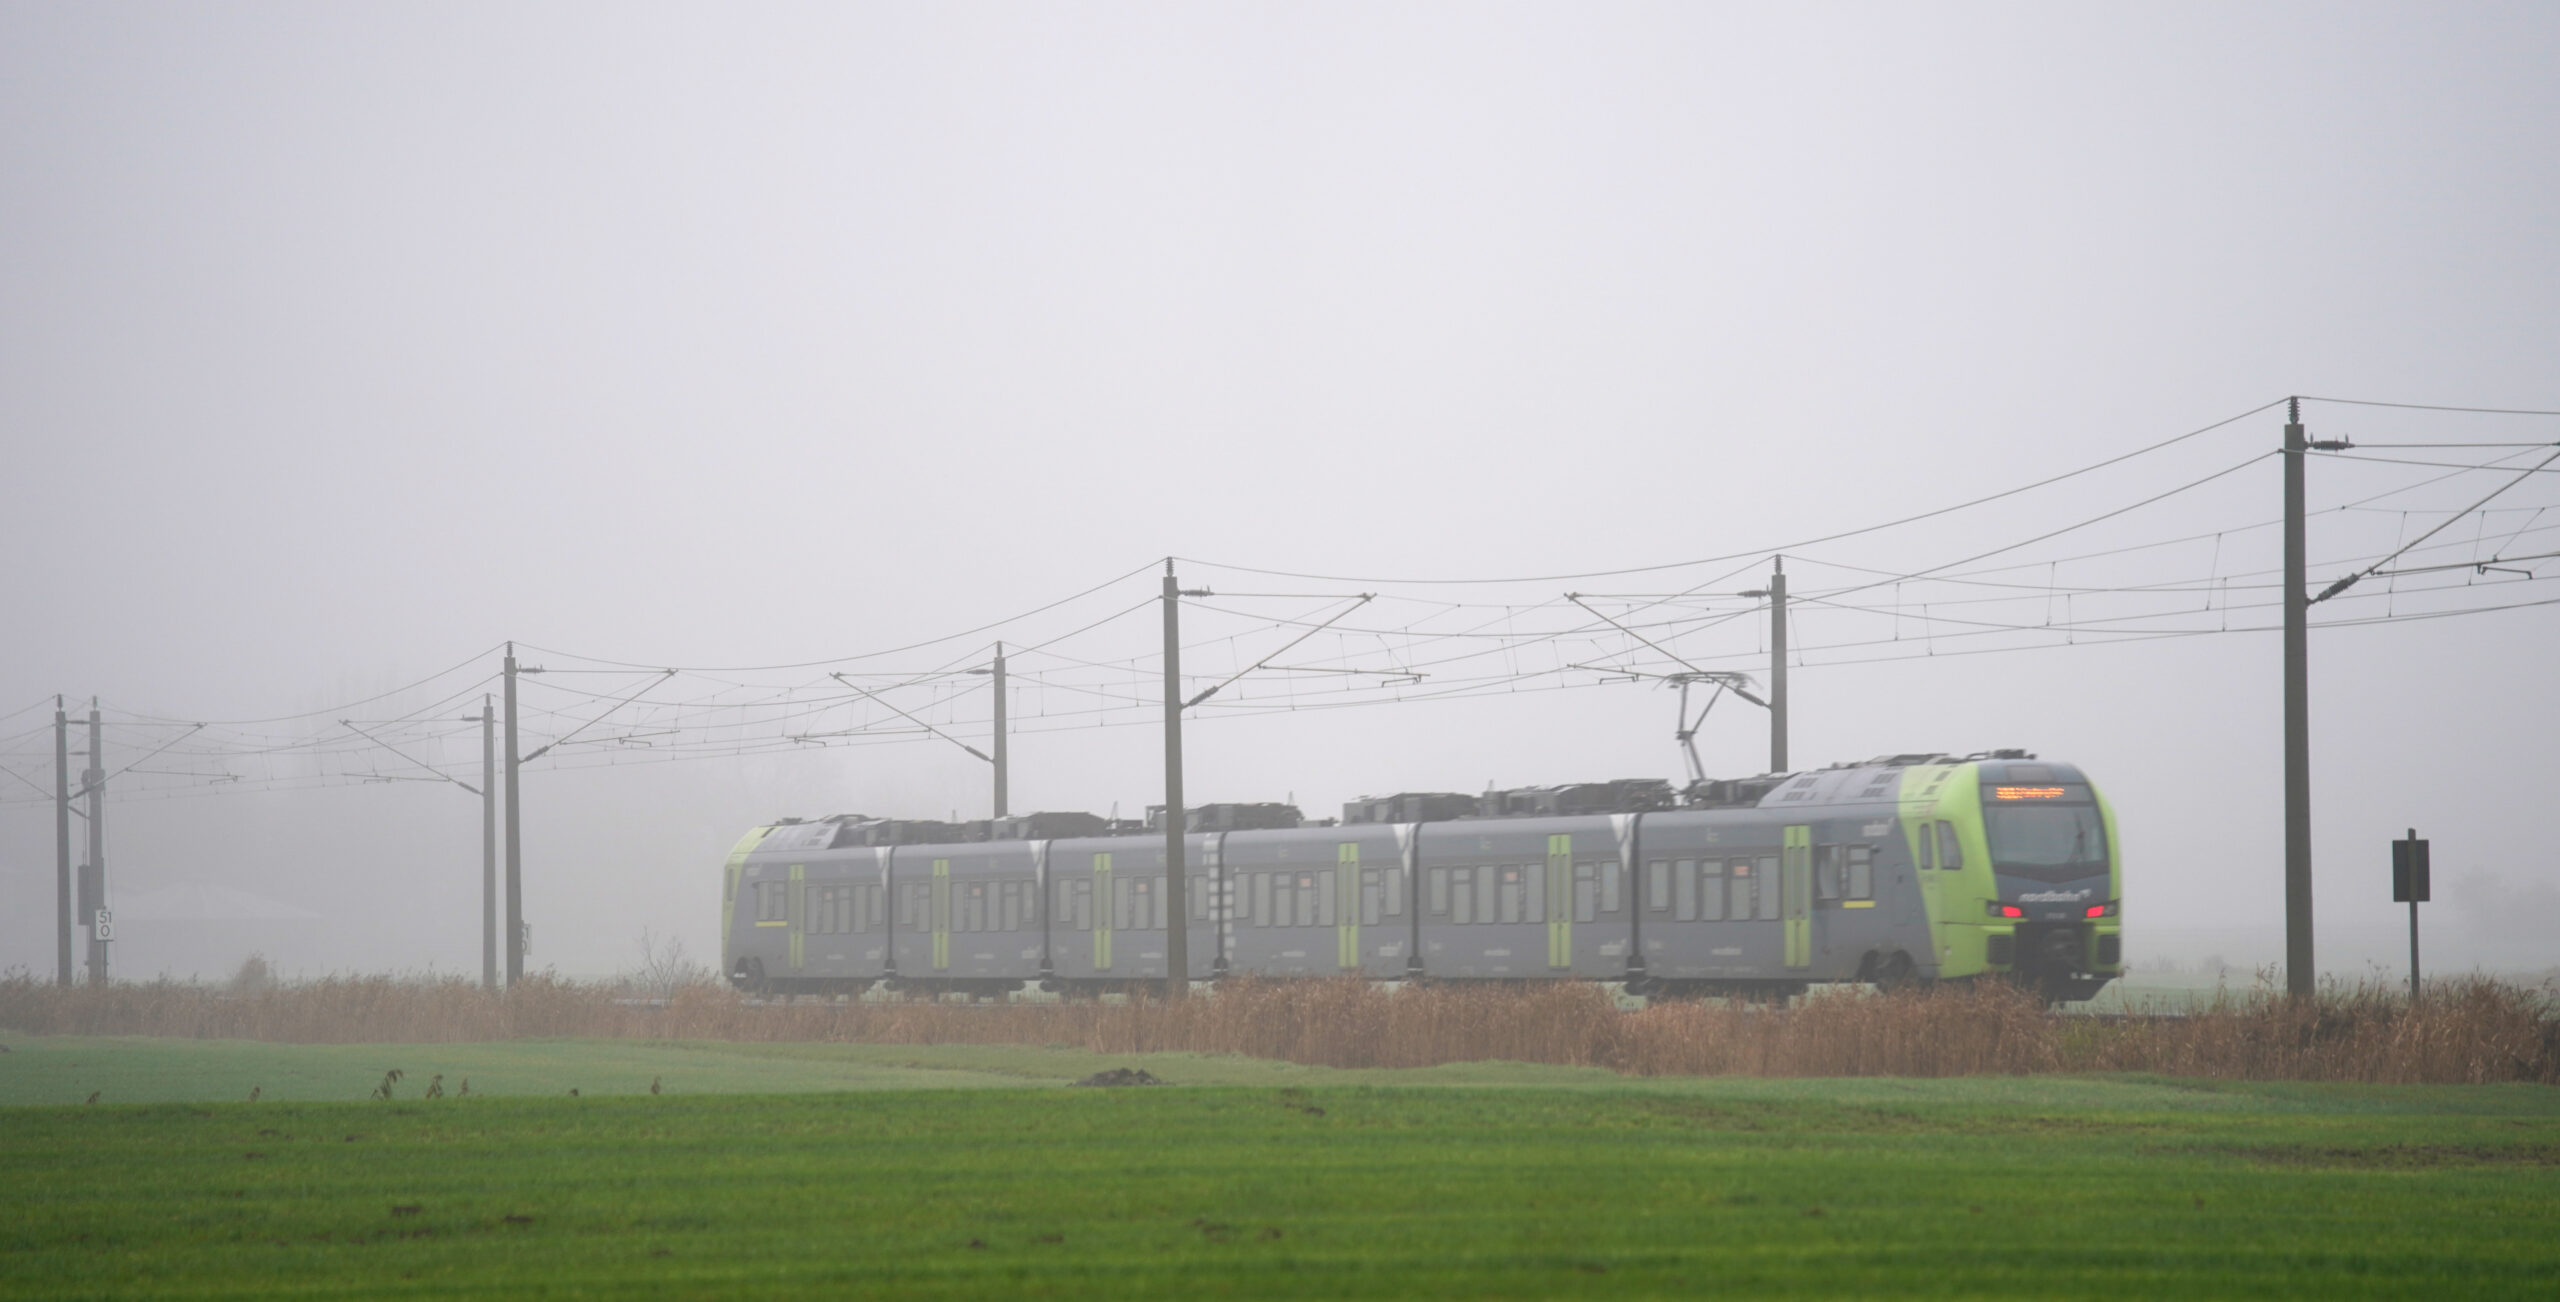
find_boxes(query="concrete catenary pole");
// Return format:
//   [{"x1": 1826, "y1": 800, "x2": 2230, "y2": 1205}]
[
  {"x1": 991, "y1": 642, "x2": 1008, "y2": 820},
  {"x1": 2282, "y1": 398, "x2": 2315, "y2": 999},
  {"x1": 504, "y1": 645, "x2": 524, "y2": 984},
  {"x1": 53, "y1": 697, "x2": 70, "y2": 986},
  {"x1": 84, "y1": 701, "x2": 105, "y2": 985},
  {"x1": 1161, "y1": 565, "x2": 1188, "y2": 999},
  {"x1": 1768, "y1": 558, "x2": 1789, "y2": 773},
  {"x1": 482, "y1": 696, "x2": 497, "y2": 991}
]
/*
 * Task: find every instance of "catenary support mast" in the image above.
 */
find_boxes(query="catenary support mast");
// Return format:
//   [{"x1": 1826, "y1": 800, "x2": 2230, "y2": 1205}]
[
  {"x1": 1161, "y1": 565, "x2": 1188, "y2": 999},
  {"x1": 504, "y1": 645, "x2": 524, "y2": 984},
  {"x1": 2282, "y1": 399, "x2": 2315, "y2": 999},
  {"x1": 1768, "y1": 558, "x2": 1789, "y2": 773},
  {"x1": 992, "y1": 642, "x2": 1008, "y2": 819},
  {"x1": 482, "y1": 696, "x2": 497, "y2": 991},
  {"x1": 83, "y1": 701, "x2": 105, "y2": 985},
  {"x1": 53, "y1": 697, "x2": 70, "y2": 986}
]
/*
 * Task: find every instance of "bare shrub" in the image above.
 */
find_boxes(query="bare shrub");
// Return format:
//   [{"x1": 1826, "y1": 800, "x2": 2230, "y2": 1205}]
[
  {"x1": 622, "y1": 930, "x2": 715, "y2": 1001},
  {"x1": 228, "y1": 954, "x2": 275, "y2": 995}
]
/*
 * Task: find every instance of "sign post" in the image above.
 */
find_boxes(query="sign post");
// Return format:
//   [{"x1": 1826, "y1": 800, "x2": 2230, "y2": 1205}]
[{"x1": 2391, "y1": 829, "x2": 2430, "y2": 1001}]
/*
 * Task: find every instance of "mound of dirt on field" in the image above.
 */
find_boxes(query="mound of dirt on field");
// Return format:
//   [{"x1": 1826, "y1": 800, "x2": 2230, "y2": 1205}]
[{"x1": 1072, "y1": 1068, "x2": 1166, "y2": 1087}]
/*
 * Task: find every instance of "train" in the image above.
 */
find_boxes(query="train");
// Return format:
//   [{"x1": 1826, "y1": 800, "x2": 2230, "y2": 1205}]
[{"x1": 720, "y1": 750, "x2": 2123, "y2": 1003}]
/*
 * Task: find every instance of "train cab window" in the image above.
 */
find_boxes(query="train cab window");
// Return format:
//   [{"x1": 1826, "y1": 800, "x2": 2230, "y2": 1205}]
[
  {"x1": 1728, "y1": 862, "x2": 1755, "y2": 919},
  {"x1": 1848, "y1": 846, "x2": 1874, "y2": 899},
  {"x1": 1647, "y1": 860, "x2": 1671, "y2": 912},
  {"x1": 756, "y1": 880, "x2": 785, "y2": 923},
  {"x1": 1757, "y1": 856, "x2": 1781, "y2": 919},
  {"x1": 1674, "y1": 859, "x2": 1698, "y2": 921},
  {"x1": 1936, "y1": 822, "x2": 1964, "y2": 870},
  {"x1": 1699, "y1": 861, "x2": 1725, "y2": 921},
  {"x1": 1451, "y1": 868, "x2": 1475, "y2": 924}
]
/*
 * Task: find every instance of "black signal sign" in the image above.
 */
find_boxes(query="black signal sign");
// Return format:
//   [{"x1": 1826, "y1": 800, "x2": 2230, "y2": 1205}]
[{"x1": 2391, "y1": 834, "x2": 2431, "y2": 904}]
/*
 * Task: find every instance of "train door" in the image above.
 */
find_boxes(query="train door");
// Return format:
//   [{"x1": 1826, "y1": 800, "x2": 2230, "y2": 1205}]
[
  {"x1": 1091, "y1": 852, "x2": 1114, "y2": 972},
  {"x1": 788, "y1": 863, "x2": 807, "y2": 975},
  {"x1": 1782, "y1": 827, "x2": 1812, "y2": 969},
  {"x1": 1545, "y1": 833, "x2": 1572, "y2": 970},
  {"x1": 1336, "y1": 842, "x2": 1360, "y2": 970},
  {"x1": 930, "y1": 859, "x2": 951, "y2": 973}
]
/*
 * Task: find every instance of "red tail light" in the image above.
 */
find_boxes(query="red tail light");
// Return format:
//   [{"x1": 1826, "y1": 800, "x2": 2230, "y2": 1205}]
[
  {"x1": 2085, "y1": 905, "x2": 2105, "y2": 918},
  {"x1": 1999, "y1": 905, "x2": 2024, "y2": 919}
]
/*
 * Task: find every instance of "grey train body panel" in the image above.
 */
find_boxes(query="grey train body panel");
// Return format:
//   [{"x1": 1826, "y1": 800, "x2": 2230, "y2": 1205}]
[
  {"x1": 1043, "y1": 833, "x2": 1221, "y2": 983},
  {"x1": 1219, "y1": 825, "x2": 1411, "y2": 978},
  {"x1": 885, "y1": 839, "x2": 1045, "y2": 984},
  {"x1": 723, "y1": 757, "x2": 2113, "y2": 995}
]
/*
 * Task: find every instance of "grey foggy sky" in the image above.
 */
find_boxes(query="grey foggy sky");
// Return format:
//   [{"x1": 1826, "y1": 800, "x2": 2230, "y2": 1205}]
[{"x1": 4, "y1": 3, "x2": 2556, "y2": 981}]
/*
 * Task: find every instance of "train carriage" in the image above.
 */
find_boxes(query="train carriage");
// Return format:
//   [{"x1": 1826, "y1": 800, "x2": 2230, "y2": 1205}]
[{"x1": 721, "y1": 751, "x2": 2123, "y2": 1003}]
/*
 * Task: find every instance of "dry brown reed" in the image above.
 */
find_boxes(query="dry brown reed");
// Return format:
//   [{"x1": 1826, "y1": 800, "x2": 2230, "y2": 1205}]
[{"x1": 3, "y1": 972, "x2": 2551, "y2": 1085}]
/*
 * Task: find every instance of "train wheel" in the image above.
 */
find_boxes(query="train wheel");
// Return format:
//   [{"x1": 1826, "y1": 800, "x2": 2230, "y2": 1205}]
[
  {"x1": 743, "y1": 959, "x2": 769, "y2": 998},
  {"x1": 1872, "y1": 951, "x2": 1919, "y2": 992}
]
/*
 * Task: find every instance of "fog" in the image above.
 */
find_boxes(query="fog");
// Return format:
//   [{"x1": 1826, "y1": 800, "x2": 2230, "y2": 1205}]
[{"x1": 4, "y1": 4, "x2": 2555, "y2": 985}]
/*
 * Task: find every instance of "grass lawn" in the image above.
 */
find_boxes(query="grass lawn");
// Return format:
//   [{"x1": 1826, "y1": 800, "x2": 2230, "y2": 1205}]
[{"x1": 2, "y1": 1040, "x2": 2555, "y2": 1299}]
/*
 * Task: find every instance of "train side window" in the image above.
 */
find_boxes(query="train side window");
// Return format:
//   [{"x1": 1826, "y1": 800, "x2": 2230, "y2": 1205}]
[
  {"x1": 1361, "y1": 870, "x2": 1380, "y2": 927},
  {"x1": 1849, "y1": 846, "x2": 1874, "y2": 899},
  {"x1": 1757, "y1": 856, "x2": 1781, "y2": 919},
  {"x1": 1192, "y1": 875, "x2": 1209, "y2": 922},
  {"x1": 802, "y1": 885, "x2": 823, "y2": 934},
  {"x1": 1475, "y1": 866, "x2": 1496, "y2": 926},
  {"x1": 1816, "y1": 846, "x2": 1841, "y2": 901},
  {"x1": 1647, "y1": 860, "x2": 1671, "y2": 912},
  {"x1": 1727, "y1": 862, "x2": 1754, "y2": 919},
  {"x1": 1937, "y1": 822, "x2": 1964, "y2": 870},
  {"x1": 1674, "y1": 859, "x2": 1698, "y2": 922},
  {"x1": 1499, "y1": 867, "x2": 1524, "y2": 924},
  {"x1": 1525, "y1": 864, "x2": 1545, "y2": 924},
  {"x1": 1068, "y1": 879, "x2": 1091, "y2": 932},
  {"x1": 1022, "y1": 880, "x2": 1040, "y2": 927},
  {"x1": 1700, "y1": 861, "x2": 1725, "y2": 921},
  {"x1": 1315, "y1": 873, "x2": 1336, "y2": 927},
  {"x1": 1384, "y1": 867, "x2": 1404, "y2": 917},
  {"x1": 1451, "y1": 868, "x2": 1474, "y2": 924},
  {"x1": 1427, "y1": 867, "x2": 1449, "y2": 917},
  {"x1": 1574, "y1": 863, "x2": 1596, "y2": 924},
  {"x1": 1598, "y1": 861, "x2": 1622, "y2": 916}
]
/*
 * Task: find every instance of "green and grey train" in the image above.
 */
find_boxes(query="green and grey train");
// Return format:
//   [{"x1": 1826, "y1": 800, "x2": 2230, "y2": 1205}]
[{"x1": 721, "y1": 752, "x2": 2124, "y2": 1002}]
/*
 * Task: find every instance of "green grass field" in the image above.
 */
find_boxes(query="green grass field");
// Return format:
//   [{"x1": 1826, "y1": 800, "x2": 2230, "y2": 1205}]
[{"x1": 4, "y1": 1037, "x2": 2556, "y2": 1299}]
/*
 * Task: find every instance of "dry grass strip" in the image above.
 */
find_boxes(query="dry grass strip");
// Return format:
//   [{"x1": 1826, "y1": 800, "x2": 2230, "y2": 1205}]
[{"x1": 4, "y1": 973, "x2": 2552, "y2": 1085}]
